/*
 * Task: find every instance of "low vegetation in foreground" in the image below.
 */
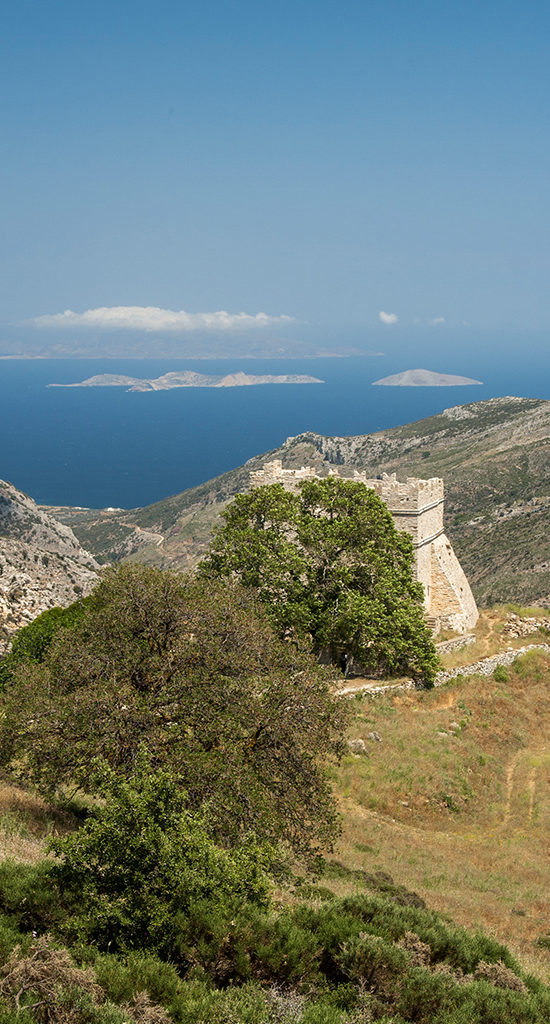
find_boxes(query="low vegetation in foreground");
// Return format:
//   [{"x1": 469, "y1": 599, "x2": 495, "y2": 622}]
[
  {"x1": 0, "y1": 557, "x2": 550, "y2": 1018},
  {"x1": 0, "y1": 847, "x2": 549, "y2": 1023}
]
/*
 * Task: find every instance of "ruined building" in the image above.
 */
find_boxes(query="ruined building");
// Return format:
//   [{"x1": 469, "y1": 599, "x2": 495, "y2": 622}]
[{"x1": 250, "y1": 460, "x2": 478, "y2": 635}]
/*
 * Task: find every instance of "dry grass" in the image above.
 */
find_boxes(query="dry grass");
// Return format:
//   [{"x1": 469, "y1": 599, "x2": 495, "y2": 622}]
[
  {"x1": 439, "y1": 604, "x2": 550, "y2": 671},
  {"x1": 332, "y1": 644, "x2": 550, "y2": 982},
  {"x1": 0, "y1": 779, "x2": 74, "y2": 865}
]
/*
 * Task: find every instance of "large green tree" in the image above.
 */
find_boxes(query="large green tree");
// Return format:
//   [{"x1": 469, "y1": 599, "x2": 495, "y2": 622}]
[
  {"x1": 201, "y1": 478, "x2": 438, "y2": 684},
  {"x1": 0, "y1": 564, "x2": 347, "y2": 861}
]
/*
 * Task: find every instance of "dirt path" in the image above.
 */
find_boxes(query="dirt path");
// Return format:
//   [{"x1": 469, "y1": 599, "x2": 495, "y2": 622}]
[
  {"x1": 128, "y1": 523, "x2": 165, "y2": 547},
  {"x1": 503, "y1": 750, "x2": 542, "y2": 827},
  {"x1": 527, "y1": 767, "x2": 537, "y2": 823},
  {"x1": 347, "y1": 738, "x2": 547, "y2": 841},
  {"x1": 503, "y1": 751, "x2": 522, "y2": 826}
]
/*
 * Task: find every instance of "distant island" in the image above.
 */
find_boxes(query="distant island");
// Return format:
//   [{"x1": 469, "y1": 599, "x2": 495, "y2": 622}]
[
  {"x1": 372, "y1": 368, "x2": 483, "y2": 387},
  {"x1": 49, "y1": 370, "x2": 325, "y2": 391}
]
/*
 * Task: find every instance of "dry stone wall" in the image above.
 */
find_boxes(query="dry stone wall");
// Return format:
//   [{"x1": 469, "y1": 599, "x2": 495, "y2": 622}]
[{"x1": 338, "y1": 644, "x2": 550, "y2": 696}]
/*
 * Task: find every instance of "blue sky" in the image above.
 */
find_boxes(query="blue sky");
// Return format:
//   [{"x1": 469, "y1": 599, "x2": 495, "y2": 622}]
[{"x1": 2, "y1": 0, "x2": 550, "y2": 350}]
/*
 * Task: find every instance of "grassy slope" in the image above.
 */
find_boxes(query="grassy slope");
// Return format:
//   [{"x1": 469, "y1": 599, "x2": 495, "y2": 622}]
[
  {"x1": 328, "y1": 611, "x2": 550, "y2": 981},
  {"x1": 52, "y1": 396, "x2": 550, "y2": 605}
]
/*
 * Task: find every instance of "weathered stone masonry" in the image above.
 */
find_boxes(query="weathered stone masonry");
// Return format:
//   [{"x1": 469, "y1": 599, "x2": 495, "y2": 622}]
[{"x1": 250, "y1": 460, "x2": 478, "y2": 635}]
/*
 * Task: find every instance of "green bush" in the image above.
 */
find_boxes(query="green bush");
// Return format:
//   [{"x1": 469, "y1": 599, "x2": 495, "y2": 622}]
[
  {"x1": 429, "y1": 978, "x2": 550, "y2": 1024},
  {"x1": 0, "y1": 862, "x2": 68, "y2": 935},
  {"x1": 0, "y1": 601, "x2": 89, "y2": 688},
  {"x1": 0, "y1": 853, "x2": 548, "y2": 1022},
  {"x1": 338, "y1": 931, "x2": 411, "y2": 995},
  {"x1": 397, "y1": 967, "x2": 455, "y2": 1022},
  {"x1": 50, "y1": 755, "x2": 273, "y2": 955},
  {"x1": 93, "y1": 951, "x2": 183, "y2": 1008},
  {"x1": 0, "y1": 916, "x2": 26, "y2": 967},
  {"x1": 332, "y1": 894, "x2": 517, "y2": 975},
  {"x1": 0, "y1": 1006, "x2": 34, "y2": 1024}
]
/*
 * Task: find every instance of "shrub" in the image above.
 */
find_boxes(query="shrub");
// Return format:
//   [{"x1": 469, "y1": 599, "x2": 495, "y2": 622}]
[
  {"x1": 0, "y1": 862, "x2": 67, "y2": 935},
  {"x1": 396, "y1": 966, "x2": 455, "y2": 1023},
  {"x1": 473, "y1": 960, "x2": 526, "y2": 992},
  {"x1": 93, "y1": 953, "x2": 182, "y2": 1010},
  {"x1": 50, "y1": 755, "x2": 273, "y2": 955},
  {"x1": 338, "y1": 932, "x2": 411, "y2": 997},
  {"x1": 0, "y1": 934, "x2": 109, "y2": 1023},
  {"x1": 0, "y1": 602, "x2": 89, "y2": 688}
]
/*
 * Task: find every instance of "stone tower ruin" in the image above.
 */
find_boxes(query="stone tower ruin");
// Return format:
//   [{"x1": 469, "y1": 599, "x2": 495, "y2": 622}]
[{"x1": 250, "y1": 460, "x2": 478, "y2": 635}]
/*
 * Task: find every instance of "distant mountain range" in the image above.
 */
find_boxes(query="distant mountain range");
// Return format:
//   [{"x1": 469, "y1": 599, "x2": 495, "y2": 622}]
[
  {"x1": 0, "y1": 331, "x2": 364, "y2": 360},
  {"x1": 44, "y1": 396, "x2": 550, "y2": 609}
]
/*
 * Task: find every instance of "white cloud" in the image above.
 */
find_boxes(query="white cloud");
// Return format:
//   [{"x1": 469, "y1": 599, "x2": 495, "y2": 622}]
[
  {"x1": 378, "y1": 311, "x2": 399, "y2": 325},
  {"x1": 28, "y1": 305, "x2": 294, "y2": 332},
  {"x1": 431, "y1": 316, "x2": 446, "y2": 326}
]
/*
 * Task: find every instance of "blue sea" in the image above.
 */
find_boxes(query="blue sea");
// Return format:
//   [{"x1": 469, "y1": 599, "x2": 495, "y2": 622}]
[{"x1": 0, "y1": 348, "x2": 549, "y2": 509}]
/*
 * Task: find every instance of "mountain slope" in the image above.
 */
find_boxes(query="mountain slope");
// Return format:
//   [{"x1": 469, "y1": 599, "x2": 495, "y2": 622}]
[
  {"x1": 0, "y1": 480, "x2": 99, "y2": 649},
  {"x1": 48, "y1": 397, "x2": 550, "y2": 607}
]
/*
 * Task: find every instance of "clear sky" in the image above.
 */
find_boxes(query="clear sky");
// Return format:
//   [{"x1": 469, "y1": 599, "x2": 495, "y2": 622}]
[{"x1": 2, "y1": 0, "x2": 550, "y2": 350}]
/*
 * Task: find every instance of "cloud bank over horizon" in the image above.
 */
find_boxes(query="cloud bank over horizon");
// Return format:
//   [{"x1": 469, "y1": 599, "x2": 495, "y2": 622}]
[{"x1": 27, "y1": 306, "x2": 295, "y2": 332}]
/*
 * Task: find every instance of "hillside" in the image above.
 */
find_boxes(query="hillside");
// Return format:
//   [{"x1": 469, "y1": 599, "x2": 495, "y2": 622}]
[
  {"x1": 334, "y1": 610, "x2": 550, "y2": 981},
  {"x1": 0, "y1": 480, "x2": 99, "y2": 650},
  {"x1": 2, "y1": 606, "x2": 550, "y2": 997},
  {"x1": 47, "y1": 396, "x2": 550, "y2": 607}
]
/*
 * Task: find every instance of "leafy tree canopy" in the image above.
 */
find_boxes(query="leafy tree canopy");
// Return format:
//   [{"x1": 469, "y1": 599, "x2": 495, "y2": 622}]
[
  {"x1": 201, "y1": 478, "x2": 439, "y2": 684},
  {"x1": 1, "y1": 564, "x2": 347, "y2": 862}
]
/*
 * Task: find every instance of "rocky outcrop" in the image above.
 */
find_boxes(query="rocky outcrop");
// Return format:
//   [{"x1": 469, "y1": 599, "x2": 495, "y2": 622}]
[{"x1": 0, "y1": 480, "x2": 99, "y2": 651}]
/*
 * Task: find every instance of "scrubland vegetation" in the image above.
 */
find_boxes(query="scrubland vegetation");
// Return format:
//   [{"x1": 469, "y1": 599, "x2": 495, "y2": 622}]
[{"x1": 1, "y1": 483, "x2": 550, "y2": 1021}]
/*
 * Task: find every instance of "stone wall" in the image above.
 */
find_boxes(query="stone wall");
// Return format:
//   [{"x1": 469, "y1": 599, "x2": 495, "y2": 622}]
[
  {"x1": 338, "y1": 644, "x2": 550, "y2": 696},
  {"x1": 249, "y1": 460, "x2": 478, "y2": 635}
]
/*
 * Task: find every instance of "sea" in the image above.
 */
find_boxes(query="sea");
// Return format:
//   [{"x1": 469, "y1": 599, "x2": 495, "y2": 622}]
[{"x1": 1, "y1": 347, "x2": 549, "y2": 509}]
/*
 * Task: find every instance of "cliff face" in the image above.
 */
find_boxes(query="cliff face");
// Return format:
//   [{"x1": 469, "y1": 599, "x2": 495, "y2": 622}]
[{"x1": 0, "y1": 480, "x2": 99, "y2": 650}]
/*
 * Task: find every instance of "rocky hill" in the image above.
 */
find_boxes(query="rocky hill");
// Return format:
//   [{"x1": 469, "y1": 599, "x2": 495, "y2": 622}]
[
  {"x1": 47, "y1": 396, "x2": 550, "y2": 607},
  {"x1": 0, "y1": 480, "x2": 99, "y2": 651}
]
